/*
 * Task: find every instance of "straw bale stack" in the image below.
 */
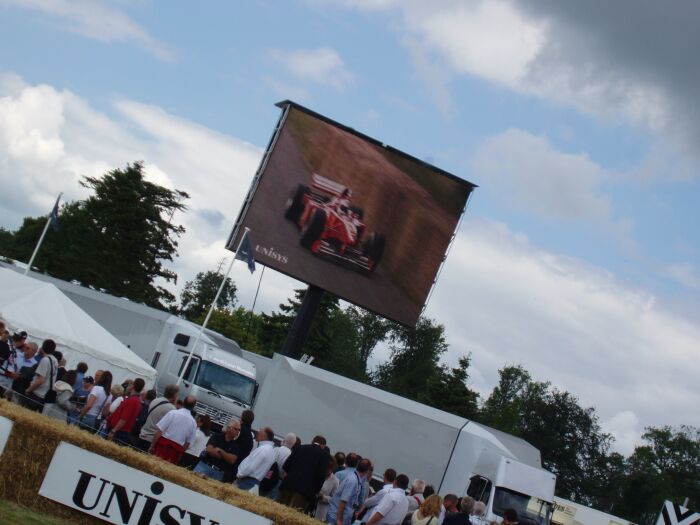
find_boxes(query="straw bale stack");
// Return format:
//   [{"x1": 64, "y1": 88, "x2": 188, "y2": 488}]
[{"x1": 0, "y1": 400, "x2": 318, "y2": 525}]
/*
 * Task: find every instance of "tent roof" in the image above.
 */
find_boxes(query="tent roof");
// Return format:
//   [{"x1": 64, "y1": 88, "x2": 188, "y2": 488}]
[
  {"x1": 0, "y1": 264, "x2": 172, "y2": 322},
  {"x1": 0, "y1": 268, "x2": 156, "y2": 381}
]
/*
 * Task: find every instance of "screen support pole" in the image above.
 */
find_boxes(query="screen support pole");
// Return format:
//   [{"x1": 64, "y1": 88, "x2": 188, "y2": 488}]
[{"x1": 280, "y1": 285, "x2": 325, "y2": 359}]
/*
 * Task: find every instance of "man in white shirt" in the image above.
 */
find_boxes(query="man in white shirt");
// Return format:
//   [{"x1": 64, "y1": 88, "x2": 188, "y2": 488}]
[
  {"x1": 149, "y1": 395, "x2": 197, "y2": 465},
  {"x1": 365, "y1": 474, "x2": 410, "y2": 525},
  {"x1": 260, "y1": 432, "x2": 296, "y2": 499},
  {"x1": 275, "y1": 433, "x2": 297, "y2": 474},
  {"x1": 235, "y1": 427, "x2": 276, "y2": 491},
  {"x1": 359, "y1": 468, "x2": 397, "y2": 523}
]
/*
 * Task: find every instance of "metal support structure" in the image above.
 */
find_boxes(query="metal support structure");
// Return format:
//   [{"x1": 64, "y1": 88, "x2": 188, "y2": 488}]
[{"x1": 279, "y1": 285, "x2": 324, "y2": 359}]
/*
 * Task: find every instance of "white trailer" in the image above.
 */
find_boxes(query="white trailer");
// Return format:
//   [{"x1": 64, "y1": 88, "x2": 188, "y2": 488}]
[
  {"x1": 10, "y1": 265, "x2": 259, "y2": 429},
  {"x1": 552, "y1": 498, "x2": 635, "y2": 525},
  {"x1": 253, "y1": 354, "x2": 557, "y2": 525}
]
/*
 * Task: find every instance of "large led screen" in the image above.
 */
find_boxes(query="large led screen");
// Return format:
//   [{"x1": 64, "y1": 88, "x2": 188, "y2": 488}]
[{"x1": 228, "y1": 102, "x2": 475, "y2": 327}]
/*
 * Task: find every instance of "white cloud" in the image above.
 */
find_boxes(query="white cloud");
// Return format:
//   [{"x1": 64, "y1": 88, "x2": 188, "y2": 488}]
[
  {"x1": 330, "y1": 0, "x2": 700, "y2": 170},
  {"x1": 0, "y1": 74, "x2": 282, "y2": 312},
  {"x1": 427, "y1": 219, "x2": 700, "y2": 437},
  {"x1": 269, "y1": 47, "x2": 355, "y2": 90},
  {"x1": 471, "y1": 128, "x2": 612, "y2": 221},
  {"x1": 665, "y1": 263, "x2": 700, "y2": 290},
  {"x1": 0, "y1": 0, "x2": 174, "y2": 61},
  {"x1": 402, "y1": 37, "x2": 454, "y2": 114},
  {"x1": 602, "y1": 410, "x2": 642, "y2": 456},
  {"x1": 403, "y1": 0, "x2": 546, "y2": 89}
]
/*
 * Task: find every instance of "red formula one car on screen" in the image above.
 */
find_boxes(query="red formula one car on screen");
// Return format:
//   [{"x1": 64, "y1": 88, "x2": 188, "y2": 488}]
[{"x1": 284, "y1": 174, "x2": 386, "y2": 273}]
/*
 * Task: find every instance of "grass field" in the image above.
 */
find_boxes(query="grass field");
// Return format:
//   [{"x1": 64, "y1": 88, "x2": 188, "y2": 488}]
[{"x1": 0, "y1": 499, "x2": 77, "y2": 525}]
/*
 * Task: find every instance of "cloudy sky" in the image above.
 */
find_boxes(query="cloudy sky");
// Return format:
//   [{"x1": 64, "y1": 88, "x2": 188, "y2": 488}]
[{"x1": 1, "y1": 0, "x2": 698, "y2": 454}]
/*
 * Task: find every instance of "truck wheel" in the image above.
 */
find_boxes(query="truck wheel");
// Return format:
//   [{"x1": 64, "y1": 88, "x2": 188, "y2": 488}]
[
  {"x1": 285, "y1": 184, "x2": 310, "y2": 225},
  {"x1": 300, "y1": 209, "x2": 326, "y2": 248},
  {"x1": 364, "y1": 232, "x2": 385, "y2": 270}
]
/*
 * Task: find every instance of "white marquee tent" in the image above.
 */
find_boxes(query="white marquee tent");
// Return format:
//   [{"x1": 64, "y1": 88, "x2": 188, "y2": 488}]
[{"x1": 0, "y1": 268, "x2": 156, "y2": 386}]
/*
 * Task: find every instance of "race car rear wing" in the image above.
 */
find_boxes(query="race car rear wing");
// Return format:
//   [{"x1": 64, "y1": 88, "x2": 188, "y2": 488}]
[{"x1": 311, "y1": 173, "x2": 347, "y2": 196}]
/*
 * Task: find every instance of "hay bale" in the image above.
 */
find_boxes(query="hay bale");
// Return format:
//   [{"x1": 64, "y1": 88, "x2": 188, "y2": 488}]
[{"x1": 0, "y1": 400, "x2": 320, "y2": 525}]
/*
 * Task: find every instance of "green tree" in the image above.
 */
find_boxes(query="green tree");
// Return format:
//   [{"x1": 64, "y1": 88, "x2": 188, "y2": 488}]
[
  {"x1": 346, "y1": 306, "x2": 390, "y2": 370},
  {"x1": 257, "y1": 290, "x2": 366, "y2": 379},
  {"x1": 204, "y1": 307, "x2": 265, "y2": 354},
  {"x1": 373, "y1": 317, "x2": 448, "y2": 402},
  {"x1": 613, "y1": 426, "x2": 700, "y2": 525},
  {"x1": 4, "y1": 162, "x2": 188, "y2": 307},
  {"x1": 0, "y1": 227, "x2": 13, "y2": 253},
  {"x1": 480, "y1": 365, "x2": 549, "y2": 434},
  {"x1": 480, "y1": 365, "x2": 614, "y2": 502},
  {"x1": 7, "y1": 201, "x2": 99, "y2": 284},
  {"x1": 424, "y1": 356, "x2": 480, "y2": 419},
  {"x1": 180, "y1": 269, "x2": 237, "y2": 322}
]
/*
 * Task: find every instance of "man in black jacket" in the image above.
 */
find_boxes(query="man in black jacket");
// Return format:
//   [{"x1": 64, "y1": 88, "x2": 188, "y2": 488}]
[{"x1": 277, "y1": 435, "x2": 330, "y2": 511}]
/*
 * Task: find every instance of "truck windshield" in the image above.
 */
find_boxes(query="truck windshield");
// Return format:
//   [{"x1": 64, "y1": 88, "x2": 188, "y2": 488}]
[
  {"x1": 194, "y1": 361, "x2": 256, "y2": 405},
  {"x1": 492, "y1": 487, "x2": 552, "y2": 525}
]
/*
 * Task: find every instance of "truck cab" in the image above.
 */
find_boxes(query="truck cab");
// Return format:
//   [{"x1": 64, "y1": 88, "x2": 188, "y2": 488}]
[
  {"x1": 465, "y1": 455, "x2": 555, "y2": 525},
  {"x1": 153, "y1": 319, "x2": 259, "y2": 429}
]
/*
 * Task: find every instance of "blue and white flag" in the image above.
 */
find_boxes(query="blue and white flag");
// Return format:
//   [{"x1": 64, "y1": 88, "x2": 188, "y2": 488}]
[
  {"x1": 49, "y1": 194, "x2": 61, "y2": 231},
  {"x1": 234, "y1": 230, "x2": 256, "y2": 274}
]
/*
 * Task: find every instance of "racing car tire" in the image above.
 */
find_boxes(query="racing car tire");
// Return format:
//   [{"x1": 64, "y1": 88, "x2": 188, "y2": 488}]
[
  {"x1": 300, "y1": 208, "x2": 326, "y2": 249},
  {"x1": 364, "y1": 232, "x2": 386, "y2": 270},
  {"x1": 285, "y1": 184, "x2": 310, "y2": 224}
]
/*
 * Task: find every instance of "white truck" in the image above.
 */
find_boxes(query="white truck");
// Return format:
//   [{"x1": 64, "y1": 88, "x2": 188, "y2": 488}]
[
  {"x1": 13, "y1": 266, "x2": 259, "y2": 429},
  {"x1": 552, "y1": 498, "x2": 635, "y2": 525},
  {"x1": 252, "y1": 354, "x2": 557, "y2": 525}
]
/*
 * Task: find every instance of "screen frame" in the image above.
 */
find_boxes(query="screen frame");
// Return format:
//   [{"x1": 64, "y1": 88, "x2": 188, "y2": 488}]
[{"x1": 226, "y1": 100, "x2": 477, "y2": 326}]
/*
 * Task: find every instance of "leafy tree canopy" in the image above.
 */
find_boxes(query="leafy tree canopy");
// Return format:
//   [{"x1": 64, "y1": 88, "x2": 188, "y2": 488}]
[
  {"x1": 481, "y1": 365, "x2": 613, "y2": 502},
  {"x1": 2, "y1": 161, "x2": 188, "y2": 308},
  {"x1": 180, "y1": 269, "x2": 237, "y2": 322}
]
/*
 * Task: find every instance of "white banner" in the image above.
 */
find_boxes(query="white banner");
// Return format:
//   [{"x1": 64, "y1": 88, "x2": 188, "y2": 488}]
[
  {"x1": 0, "y1": 416, "x2": 12, "y2": 455},
  {"x1": 39, "y1": 441, "x2": 271, "y2": 525}
]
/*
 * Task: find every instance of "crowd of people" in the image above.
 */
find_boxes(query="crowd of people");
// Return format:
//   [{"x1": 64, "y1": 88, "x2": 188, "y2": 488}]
[{"x1": 0, "y1": 324, "x2": 522, "y2": 525}]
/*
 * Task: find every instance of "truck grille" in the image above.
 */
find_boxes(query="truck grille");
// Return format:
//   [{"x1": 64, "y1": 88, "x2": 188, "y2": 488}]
[{"x1": 194, "y1": 402, "x2": 233, "y2": 427}]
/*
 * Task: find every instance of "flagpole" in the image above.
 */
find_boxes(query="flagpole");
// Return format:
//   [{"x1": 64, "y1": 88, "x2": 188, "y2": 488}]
[
  {"x1": 25, "y1": 193, "x2": 62, "y2": 276},
  {"x1": 177, "y1": 227, "x2": 250, "y2": 386}
]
